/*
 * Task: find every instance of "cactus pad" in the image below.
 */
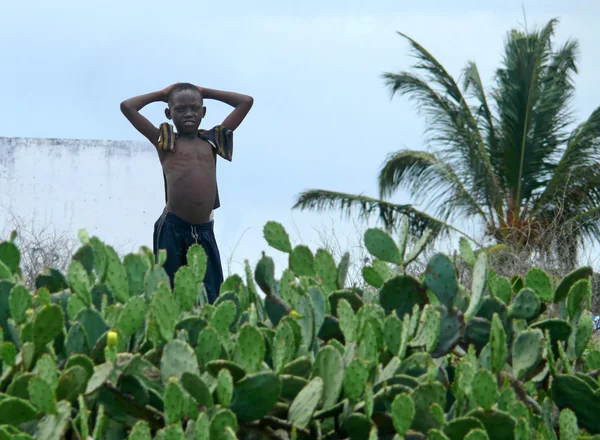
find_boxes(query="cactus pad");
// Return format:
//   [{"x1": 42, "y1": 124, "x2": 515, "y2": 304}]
[
  {"x1": 164, "y1": 379, "x2": 185, "y2": 425},
  {"x1": 313, "y1": 345, "x2": 344, "y2": 409},
  {"x1": 512, "y1": 329, "x2": 544, "y2": 380},
  {"x1": 263, "y1": 221, "x2": 292, "y2": 253},
  {"x1": 459, "y1": 237, "x2": 476, "y2": 266},
  {"x1": 410, "y1": 304, "x2": 441, "y2": 353},
  {"x1": 364, "y1": 228, "x2": 402, "y2": 264},
  {"x1": 229, "y1": 372, "x2": 282, "y2": 422},
  {"x1": 128, "y1": 421, "x2": 152, "y2": 440},
  {"x1": 288, "y1": 376, "x2": 324, "y2": 429},
  {"x1": 431, "y1": 306, "x2": 465, "y2": 358},
  {"x1": 27, "y1": 376, "x2": 56, "y2": 415},
  {"x1": 181, "y1": 372, "x2": 213, "y2": 409},
  {"x1": 9, "y1": 284, "x2": 32, "y2": 324},
  {"x1": 173, "y1": 266, "x2": 198, "y2": 312},
  {"x1": 424, "y1": 254, "x2": 458, "y2": 308},
  {"x1": 68, "y1": 260, "x2": 92, "y2": 306},
  {"x1": 289, "y1": 245, "x2": 316, "y2": 277},
  {"x1": 410, "y1": 382, "x2": 446, "y2": 433},
  {"x1": 550, "y1": 374, "x2": 600, "y2": 434},
  {"x1": 104, "y1": 245, "x2": 130, "y2": 302},
  {"x1": 160, "y1": 339, "x2": 199, "y2": 383},
  {"x1": 337, "y1": 252, "x2": 350, "y2": 289},
  {"x1": 151, "y1": 282, "x2": 180, "y2": 341},
  {"x1": 379, "y1": 275, "x2": 428, "y2": 319},
  {"x1": 508, "y1": 288, "x2": 540, "y2": 320},
  {"x1": 443, "y1": 417, "x2": 485, "y2": 440},
  {"x1": 116, "y1": 296, "x2": 147, "y2": 337},
  {"x1": 233, "y1": 324, "x2": 265, "y2": 373},
  {"x1": 566, "y1": 279, "x2": 589, "y2": 319},
  {"x1": 391, "y1": 393, "x2": 415, "y2": 435},
  {"x1": 343, "y1": 358, "x2": 369, "y2": 402},
  {"x1": 490, "y1": 276, "x2": 512, "y2": 306},
  {"x1": 254, "y1": 254, "x2": 276, "y2": 295},
  {"x1": 554, "y1": 266, "x2": 593, "y2": 303},
  {"x1": 525, "y1": 268, "x2": 553, "y2": 303},
  {"x1": 489, "y1": 313, "x2": 507, "y2": 373},
  {"x1": 472, "y1": 369, "x2": 498, "y2": 410},
  {"x1": 33, "y1": 304, "x2": 64, "y2": 348}
]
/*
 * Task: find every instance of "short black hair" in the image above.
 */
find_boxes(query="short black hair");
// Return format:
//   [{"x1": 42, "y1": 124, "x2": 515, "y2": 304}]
[{"x1": 168, "y1": 83, "x2": 202, "y2": 104}]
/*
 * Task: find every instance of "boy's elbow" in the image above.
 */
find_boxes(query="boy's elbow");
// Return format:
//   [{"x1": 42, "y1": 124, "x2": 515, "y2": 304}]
[{"x1": 245, "y1": 95, "x2": 254, "y2": 107}]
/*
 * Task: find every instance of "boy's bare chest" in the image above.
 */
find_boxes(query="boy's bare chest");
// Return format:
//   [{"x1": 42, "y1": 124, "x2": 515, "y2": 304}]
[{"x1": 162, "y1": 140, "x2": 215, "y2": 167}]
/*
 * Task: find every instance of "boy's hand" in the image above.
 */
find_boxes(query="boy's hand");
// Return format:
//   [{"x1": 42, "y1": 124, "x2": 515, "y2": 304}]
[{"x1": 159, "y1": 83, "x2": 181, "y2": 102}]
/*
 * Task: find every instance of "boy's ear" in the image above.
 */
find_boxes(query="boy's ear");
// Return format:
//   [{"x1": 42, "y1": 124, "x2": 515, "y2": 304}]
[
  {"x1": 165, "y1": 108, "x2": 172, "y2": 120},
  {"x1": 202, "y1": 106, "x2": 206, "y2": 118}
]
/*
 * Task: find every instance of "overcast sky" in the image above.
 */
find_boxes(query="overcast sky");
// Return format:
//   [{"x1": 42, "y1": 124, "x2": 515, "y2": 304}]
[{"x1": 1, "y1": 0, "x2": 599, "y2": 276}]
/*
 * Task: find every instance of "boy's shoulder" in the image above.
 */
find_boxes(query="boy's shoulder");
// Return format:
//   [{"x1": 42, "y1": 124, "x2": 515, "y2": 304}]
[{"x1": 157, "y1": 123, "x2": 233, "y2": 161}]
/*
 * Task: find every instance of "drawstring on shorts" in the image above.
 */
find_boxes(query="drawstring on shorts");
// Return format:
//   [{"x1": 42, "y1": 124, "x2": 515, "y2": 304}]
[{"x1": 191, "y1": 225, "x2": 199, "y2": 243}]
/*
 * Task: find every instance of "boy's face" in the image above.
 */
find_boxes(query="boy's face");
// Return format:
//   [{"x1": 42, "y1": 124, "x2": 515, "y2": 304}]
[{"x1": 166, "y1": 89, "x2": 206, "y2": 134}]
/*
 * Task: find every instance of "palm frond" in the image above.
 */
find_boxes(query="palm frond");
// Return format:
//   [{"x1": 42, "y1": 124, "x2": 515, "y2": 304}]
[
  {"x1": 533, "y1": 106, "x2": 600, "y2": 213},
  {"x1": 462, "y1": 61, "x2": 502, "y2": 184},
  {"x1": 493, "y1": 18, "x2": 570, "y2": 218},
  {"x1": 384, "y1": 33, "x2": 504, "y2": 218},
  {"x1": 377, "y1": 149, "x2": 489, "y2": 224},
  {"x1": 292, "y1": 189, "x2": 465, "y2": 240}
]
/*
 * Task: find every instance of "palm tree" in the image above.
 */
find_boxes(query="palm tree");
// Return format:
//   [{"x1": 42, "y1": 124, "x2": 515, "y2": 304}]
[{"x1": 293, "y1": 18, "x2": 600, "y2": 267}]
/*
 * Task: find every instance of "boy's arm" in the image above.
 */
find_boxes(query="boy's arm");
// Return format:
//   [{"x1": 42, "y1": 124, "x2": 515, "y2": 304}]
[
  {"x1": 120, "y1": 88, "x2": 170, "y2": 146},
  {"x1": 198, "y1": 87, "x2": 254, "y2": 131}
]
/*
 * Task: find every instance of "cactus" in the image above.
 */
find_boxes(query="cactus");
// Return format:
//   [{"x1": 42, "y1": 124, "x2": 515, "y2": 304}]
[
  {"x1": 471, "y1": 369, "x2": 497, "y2": 411},
  {"x1": 566, "y1": 279, "x2": 589, "y2": 320},
  {"x1": 33, "y1": 304, "x2": 64, "y2": 348},
  {"x1": 424, "y1": 254, "x2": 458, "y2": 308},
  {"x1": 410, "y1": 304, "x2": 441, "y2": 353},
  {"x1": 161, "y1": 339, "x2": 199, "y2": 383},
  {"x1": 432, "y1": 306, "x2": 465, "y2": 358},
  {"x1": 186, "y1": 244, "x2": 208, "y2": 285},
  {"x1": 209, "y1": 409, "x2": 238, "y2": 440},
  {"x1": 465, "y1": 252, "x2": 488, "y2": 321},
  {"x1": 362, "y1": 265, "x2": 384, "y2": 288},
  {"x1": 9, "y1": 285, "x2": 32, "y2": 325},
  {"x1": 163, "y1": 377, "x2": 185, "y2": 425},
  {"x1": 337, "y1": 252, "x2": 350, "y2": 289},
  {"x1": 263, "y1": 221, "x2": 292, "y2": 253},
  {"x1": 512, "y1": 329, "x2": 544, "y2": 380},
  {"x1": 489, "y1": 313, "x2": 507, "y2": 373},
  {"x1": 229, "y1": 372, "x2": 282, "y2": 422},
  {"x1": 410, "y1": 382, "x2": 447, "y2": 433},
  {"x1": 1, "y1": 221, "x2": 600, "y2": 439},
  {"x1": 173, "y1": 266, "x2": 198, "y2": 312},
  {"x1": 364, "y1": 228, "x2": 402, "y2": 264},
  {"x1": 391, "y1": 393, "x2": 415, "y2": 435},
  {"x1": 151, "y1": 282, "x2": 180, "y2": 341},
  {"x1": 116, "y1": 296, "x2": 147, "y2": 337},
  {"x1": 459, "y1": 237, "x2": 476, "y2": 266},
  {"x1": 524, "y1": 268, "x2": 553, "y2": 303},
  {"x1": 288, "y1": 376, "x2": 324, "y2": 429},
  {"x1": 128, "y1": 421, "x2": 152, "y2": 440},
  {"x1": 104, "y1": 245, "x2": 130, "y2": 303},
  {"x1": 384, "y1": 314, "x2": 402, "y2": 355},
  {"x1": 315, "y1": 249, "x2": 337, "y2": 293},
  {"x1": 490, "y1": 276, "x2": 512, "y2": 305},
  {"x1": 27, "y1": 376, "x2": 56, "y2": 415},
  {"x1": 508, "y1": 288, "x2": 540, "y2": 320},
  {"x1": 233, "y1": 324, "x2": 265, "y2": 373},
  {"x1": 379, "y1": 275, "x2": 428, "y2": 319},
  {"x1": 343, "y1": 358, "x2": 369, "y2": 402},
  {"x1": 289, "y1": 245, "x2": 316, "y2": 277},
  {"x1": 313, "y1": 345, "x2": 344, "y2": 409}
]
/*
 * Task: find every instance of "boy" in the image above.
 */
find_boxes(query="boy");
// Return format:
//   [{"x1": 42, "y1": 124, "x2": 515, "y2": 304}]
[{"x1": 120, "y1": 83, "x2": 253, "y2": 303}]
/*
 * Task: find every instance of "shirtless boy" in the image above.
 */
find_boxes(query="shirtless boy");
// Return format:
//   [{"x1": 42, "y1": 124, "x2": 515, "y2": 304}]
[{"x1": 120, "y1": 83, "x2": 253, "y2": 303}]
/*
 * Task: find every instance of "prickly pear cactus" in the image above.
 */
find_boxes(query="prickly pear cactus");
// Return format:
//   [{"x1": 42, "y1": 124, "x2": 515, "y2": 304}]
[{"x1": 0, "y1": 222, "x2": 595, "y2": 439}]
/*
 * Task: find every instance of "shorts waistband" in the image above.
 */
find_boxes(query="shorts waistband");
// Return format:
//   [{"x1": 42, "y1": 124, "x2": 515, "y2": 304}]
[{"x1": 161, "y1": 208, "x2": 214, "y2": 231}]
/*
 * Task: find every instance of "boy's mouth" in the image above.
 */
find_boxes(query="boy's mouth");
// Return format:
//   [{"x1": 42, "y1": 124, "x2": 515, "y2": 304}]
[{"x1": 183, "y1": 121, "x2": 196, "y2": 126}]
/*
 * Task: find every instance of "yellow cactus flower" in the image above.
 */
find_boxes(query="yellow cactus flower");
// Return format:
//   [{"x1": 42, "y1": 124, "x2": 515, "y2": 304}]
[{"x1": 107, "y1": 330, "x2": 118, "y2": 347}]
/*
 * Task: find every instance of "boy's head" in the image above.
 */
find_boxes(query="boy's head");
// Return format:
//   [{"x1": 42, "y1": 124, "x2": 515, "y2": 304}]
[{"x1": 165, "y1": 83, "x2": 206, "y2": 134}]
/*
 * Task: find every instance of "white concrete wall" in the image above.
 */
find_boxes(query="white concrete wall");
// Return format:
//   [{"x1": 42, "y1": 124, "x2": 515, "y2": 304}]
[{"x1": 0, "y1": 136, "x2": 370, "y2": 280}]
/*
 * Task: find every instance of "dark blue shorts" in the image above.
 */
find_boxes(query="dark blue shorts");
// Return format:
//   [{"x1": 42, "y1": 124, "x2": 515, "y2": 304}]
[{"x1": 153, "y1": 209, "x2": 223, "y2": 304}]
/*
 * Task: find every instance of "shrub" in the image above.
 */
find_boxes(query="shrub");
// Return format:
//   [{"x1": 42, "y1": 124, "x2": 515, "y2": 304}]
[{"x1": 0, "y1": 218, "x2": 597, "y2": 439}]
